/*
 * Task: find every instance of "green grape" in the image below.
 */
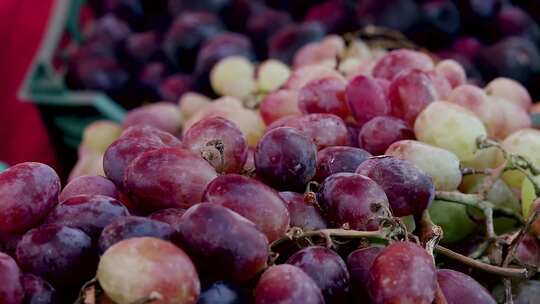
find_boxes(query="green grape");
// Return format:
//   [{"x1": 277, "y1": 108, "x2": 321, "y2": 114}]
[
  {"x1": 429, "y1": 200, "x2": 475, "y2": 244},
  {"x1": 501, "y1": 129, "x2": 540, "y2": 188},
  {"x1": 521, "y1": 177, "x2": 539, "y2": 217}
]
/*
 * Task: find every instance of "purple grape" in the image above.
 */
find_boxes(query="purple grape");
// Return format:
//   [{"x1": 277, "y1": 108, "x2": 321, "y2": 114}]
[
  {"x1": 148, "y1": 208, "x2": 186, "y2": 232},
  {"x1": 16, "y1": 224, "x2": 97, "y2": 287},
  {"x1": 159, "y1": 74, "x2": 195, "y2": 102},
  {"x1": 278, "y1": 191, "x2": 327, "y2": 230},
  {"x1": 358, "y1": 116, "x2": 415, "y2": 155},
  {"x1": 255, "y1": 127, "x2": 317, "y2": 191},
  {"x1": 318, "y1": 173, "x2": 389, "y2": 230},
  {"x1": 177, "y1": 203, "x2": 268, "y2": 282},
  {"x1": 246, "y1": 8, "x2": 292, "y2": 57},
  {"x1": 98, "y1": 216, "x2": 177, "y2": 253},
  {"x1": 356, "y1": 156, "x2": 435, "y2": 217},
  {"x1": 21, "y1": 274, "x2": 57, "y2": 304},
  {"x1": 197, "y1": 281, "x2": 249, "y2": 304},
  {"x1": 298, "y1": 76, "x2": 349, "y2": 119},
  {"x1": 437, "y1": 269, "x2": 495, "y2": 304},
  {"x1": 124, "y1": 31, "x2": 159, "y2": 64},
  {"x1": 0, "y1": 252, "x2": 23, "y2": 304},
  {"x1": 287, "y1": 246, "x2": 350, "y2": 303},
  {"x1": 45, "y1": 195, "x2": 129, "y2": 241},
  {"x1": 255, "y1": 264, "x2": 324, "y2": 304},
  {"x1": 345, "y1": 75, "x2": 390, "y2": 126},
  {"x1": 515, "y1": 233, "x2": 540, "y2": 267},
  {"x1": 268, "y1": 22, "x2": 325, "y2": 64},
  {"x1": 59, "y1": 175, "x2": 119, "y2": 202},
  {"x1": 314, "y1": 146, "x2": 371, "y2": 182},
  {"x1": 347, "y1": 246, "x2": 384, "y2": 302},
  {"x1": 512, "y1": 280, "x2": 540, "y2": 304}
]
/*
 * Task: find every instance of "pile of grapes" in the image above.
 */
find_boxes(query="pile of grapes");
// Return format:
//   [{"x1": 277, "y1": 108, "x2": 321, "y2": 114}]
[{"x1": 65, "y1": 0, "x2": 540, "y2": 109}]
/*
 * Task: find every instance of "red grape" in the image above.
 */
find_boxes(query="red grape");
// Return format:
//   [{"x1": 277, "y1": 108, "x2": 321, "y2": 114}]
[
  {"x1": 0, "y1": 162, "x2": 60, "y2": 234},
  {"x1": 278, "y1": 192, "x2": 327, "y2": 230},
  {"x1": 255, "y1": 264, "x2": 324, "y2": 304},
  {"x1": 347, "y1": 246, "x2": 383, "y2": 301},
  {"x1": 287, "y1": 246, "x2": 350, "y2": 303},
  {"x1": 122, "y1": 102, "x2": 183, "y2": 135},
  {"x1": 203, "y1": 174, "x2": 289, "y2": 242},
  {"x1": 268, "y1": 22, "x2": 325, "y2": 64},
  {"x1": 259, "y1": 89, "x2": 301, "y2": 125},
  {"x1": 124, "y1": 147, "x2": 217, "y2": 211},
  {"x1": 372, "y1": 49, "x2": 434, "y2": 80},
  {"x1": 255, "y1": 127, "x2": 317, "y2": 190},
  {"x1": 512, "y1": 280, "x2": 540, "y2": 304},
  {"x1": 59, "y1": 175, "x2": 119, "y2": 202},
  {"x1": 345, "y1": 75, "x2": 390, "y2": 125},
  {"x1": 183, "y1": 116, "x2": 248, "y2": 174},
  {"x1": 318, "y1": 173, "x2": 390, "y2": 230},
  {"x1": 437, "y1": 269, "x2": 495, "y2": 304},
  {"x1": 97, "y1": 237, "x2": 200, "y2": 304},
  {"x1": 45, "y1": 194, "x2": 129, "y2": 241},
  {"x1": 16, "y1": 224, "x2": 97, "y2": 287},
  {"x1": 177, "y1": 203, "x2": 268, "y2": 282},
  {"x1": 285, "y1": 64, "x2": 344, "y2": 91},
  {"x1": 314, "y1": 146, "x2": 371, "y2": 182},
  {"x1": 346, "y1": 122, "x2": 362, "y2": 148},
  {"x1": 358, "y1": 116, "x2": 415, "y2": 155},
  {"x1": 515, "y1": 233, "x2": 540, "y2": 267},
  {"x1": 298, "y1": 76, "x2": 349, "y2": 119},
  {"x1": 148, "y1": 208, "x2": 186, "y2": 231},
  {"x1": 21, "y1": 274, "x2": 57, "y2": 304},
  {"x1": 356, "y1": 156, "x2": 435, "y2": 217},
  {"x1": 0, "y1": 252, "x2": 23, "y2": 304},
  {"x1": 98, "y1": 216, "x2": 177, "y2": 253},
  {"x1": 367, "y1": 242, "x2": 437, "y2": 304}
]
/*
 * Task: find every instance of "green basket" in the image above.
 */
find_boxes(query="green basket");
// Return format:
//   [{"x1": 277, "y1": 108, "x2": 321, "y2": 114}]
[{"x1": 18, "y1": 0, "x2": 126, "y2": 150}]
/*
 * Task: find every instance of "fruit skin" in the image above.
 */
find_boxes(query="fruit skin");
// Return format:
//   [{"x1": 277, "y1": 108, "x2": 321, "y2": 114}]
[
  {"x1": 345, "y1": 75, "x2": 390, "y2": 125},
  {"x1": 358, "y1": 116, "x2": 415, "y2": 155},
  {"x1": 255, "y1": 264, "x2": 325, "y2": 304},
  {"x1": 278, "y1": 192, "x2": 327, "y2": 230},
  {"x1": 197, "y1": 281, "x2": 249, "y2": 304},
  {"x1": 501, "y1": 128, "x2": 540, "y2": 188},
  {"x1": 347, "y1": 246, "x2": 383, "y2": 302},
  {"x1": 122, "y1": 102, "x2": 183, "y2": 136},
  {"x1": 429, "y1": 200, "x2": 475, "y2": 243},
  {"x1": 20, "y1": 274, "x2": 57, "y2": 304},
  {"x1": 314, "y1": 146, "x2": 371, "y2": 183},
  {"x1": 0, "y1": 252, "x2": 24, "y2": 304},
  {"x1": 59, "y1": 175, "x2": 120, "y2": 202},
  {"x1": 0, "y1": 162, "x2": 60, "y2": 234},
  {"x1": 97, "y1": 237, "x2": 200, "y2": 304},
  {"x1": 372, "y1": 49, "x2": 434, "y2": 80},
  {"x1": 367, "y1": 242, "x2": 437, "y2": 304},
  {"x1": 437, "y1": 269, "x2": 496, "y2": 304}
]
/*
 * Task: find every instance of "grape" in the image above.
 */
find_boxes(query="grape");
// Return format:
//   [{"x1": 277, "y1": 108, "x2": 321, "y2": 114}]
[
  {"x1": 285, "y1": 64, "x2": 344, "y2": 90},
  {"x1": 255, "y1": 127, "x2": 317, "y2": 190},
  {"x1": 429, "y1": 200, "x2": 475, "y2": 243},
  {"x1": 203, "y1": 174, "x2": 290, "y2": 242},
  {"x1": 159, "y1": 74, "x2": 195, "y2": 102},
  {"x1": 255, "y1": 264, "x2": 324, "y2": 304},
  {"x1": 59, "y1": 175, "x2": 119, "y2": 202},
  {"x1": 103, "y1": 125, "x2": 182, "y2": 188},
  {"x1": 198, "y1": 281, "x2": 249, "y2": 304},
  {"x1": 358, "y1": 116, "x2": 415, "y2": 155},
  {"x1": 372, "y1": 49, "x2": 434, "y2": 80},
  {"x1": 21, "y1": 274, "x2": 57, "y2": 304},
  {"x1": 98, "y1": 216, "x2": 177, "y2": 253},
  {"x1": 486, "y1": 96, "x2": 531, "y2": 139},
  {"x1": 305, "y1": 1, "x2": 348, "y2": 32},
  {"x1": 427, "y1": 70, "x2": 452, "y2": 100},
  {"x1": 177, "y1": 203, "x2": 268, "y2": 282},
  {"x1": 515, "y1": 233, "x2": 540, "y2": 267},
  {"x1": 286, "y1": 246, "x2": 350, "y2": 303},
  {"x1": 183, "y1": 116, "x2": 248, "y2": 174},
  {"x1": 122, "y1": 102, "x2": 183, "y2": 136},
  {"x1": 278, "y1": 192, "x2": 327, "y2": 230},
  {"x1": 389, "y1": 69, "x2": 439, "y2": 125},
  {"x1": 298, "y1": 76, "x2": 349, "y2": 119},
  {"x1": 257, "y1": 59, "x2": 291, "y2": 92},
  {"x1": 435, "y1": 59, "x2": 466, "y2": 88},
  {"x1": 16, "y1": 224, "x2": 97, "y2": 287},
  {"x1": 148, "y1": 208, "x2": 186, "y2": 232},
  {"x1": 268, "y1": 22, "x2": 325, "y2": 64},
  {"x1": 98, "y1": 237, "x2": 200, "y2": 304},
  {"x1": 0, "y1": 252, "x2": 23, "y2": 304},
  {"x1": 314, "y1": 146, "x2": 371, "y2": 182},
  {"x1": 179, "y1": 92, "x2": 211, "y2": 120},
  {"x1": 447, "y1": 84, "x2": 493, "y2": 128},
  {"x1": 210, "y1": 56, "x2": 256, "y2": 99},
  {"x1": 437, "y1": 269, "x2": 496, "y2": 304},
  {"x1": 347, "y1": 246, "x2": 383, "y2": 302},
  {"x1": 345, "y1": 75, "x2": 390, "y2": 125},
  {"x1": 0, "y1": 162, "x2": 60, "y2": 234},
  {"x1": 500, "y1": 129, "x2": 540, "y2": 188},
  {"x1": 259, "y1": 89, "x2": 301, "y2": 125},
  {"x1": 293, "y1": 41, "x2": 337, "y2": 69},
  {"x1": 124, "y1": 147, "x2": 218, "y2": 211},
  {"x1": 485, "y1": 77, "x2": 532, "y2": 110},
  {"x1": 512, "y1": 280, "x2": 540, "y2": 304},
  {"x1": 244, "y1": 147, "x2": 256, "y2": 173},
  {"x1": 367, "y1": 242, "x2": 437, "y2": 304},
  {"x1": 385, "y1": 140, "x2": 462, "y2": 191},
  {"x1": 123, "y1": 30, "x2": 158, "y2": 64},
  {"x1": 414, "y1": 101, "x2": 487, "y2": 161},
  {"x1": 81, "y1": 120, "x2": 122, "y2": 154},
  {"x1": 246, "y1": 8, "x2": 292, "y2": 58},
  {"x1": 45, "y1": 195, "x2": 129, "y2": 241},
  {"x1": 356, "y1": 156, "x2": 435, "y2": 217},
  {"x1": 318, "y1": 173, "x2": 390, "y2": 230},
  {"x1": 346, "y1": 122, "x2": 362, "y2": 148}
]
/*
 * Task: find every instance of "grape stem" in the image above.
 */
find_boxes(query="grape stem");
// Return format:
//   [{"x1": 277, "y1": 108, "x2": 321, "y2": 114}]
[{"x1": 434, "y1": 245, "x2": 528, "y2": 279}]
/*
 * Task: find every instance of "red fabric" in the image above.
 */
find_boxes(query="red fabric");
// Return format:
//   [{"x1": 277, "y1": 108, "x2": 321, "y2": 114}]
[{"x1": 0, "y1": 0, "x2": 58, "y2": 168}]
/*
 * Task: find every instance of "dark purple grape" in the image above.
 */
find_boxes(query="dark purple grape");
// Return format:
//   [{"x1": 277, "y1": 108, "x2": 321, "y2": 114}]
[
  {"x1": 358, "y1": 116, "x2": 415, "y2": 155},
  {"x1": 197, "y1": 281, "x2": 249, "y2": 304},
  {"x1": 347, "y1": 246, "x2": 383, "y2": 302},
  {"x1": 408, "y1": 0, "x2": 461, "y2": 49},
  {"x1": 287, "y1": 246, "x2": 349, "y2": 303},
  {"x1": 159, "y1": 74, "x2": 195, "y2": 102},
  {"x1": 367, "y1": 242, "x2": 437, "y2": 304},
  {"x1": 255, "y1": 127, "x2": 317, "y2": 191},
  {"x1": 59, "y1": 175, "x2": 119, "y2": 202},
  {"x1": 318, "y1": 173, "x2": 389, "y2": 230},
  {"x1": 346, "y1": 122, "x2": 362, "y2": 148},
  {"x1": 304, "y1": 0, "x2": 350, "y2": 33},
  {"x1": 0, "y1": 162, "x2": 60, "y2": 234},
  {"x1": 437, "y1": 269, "x2": 495, "y2": 304},
  {"x1": 357, "y1": 0, "x2": 419, "y2": 32},
  {"x1": 45, "y1": 195, "x2": 129, "y2": 241},
  {"x1": 98, "y1": 216, "x2": 177, "y2": 253},
  {"x1": 203, "y1": 174, "x2": 289, "y2": 242},
  {"x1": 0, "y1": 252, "x2": 23, "y2": 304},
  {"x1": 86, "y1": 14, "x2": 131, "y2": 46},
  {"x1": 169, "y1": 0, "x2": 231, "y2": 14},
  {"x1": 255, "y1": 264, "x2": 324, "y2": 304},
  {"x1": 278, "y1": 192, "x2": 327, "y2": 230},
  {"x1": 515, "y1": 233, "x2": 540, "y2": 267},
  {"x1": 66, "y1": 57, "x2": 128, "y2": 93},
  {"x1": 148, "y1": 208, "x2": 186, "y2": 232},
  {"x1": 268, "y1": 22, "x2": 325, "y2": 64},
  {"x1": 314, "y1": 146, "x2": 371, "y2": 182},
  {"x1": 356, "y1": 156, "x2": 435, "y2": 217},
  {"x1": 21, "y1": 274, "x2": 57, "y2": 304},
  {"x1": 123, "y1": 31, "x2": 159, "y2": 64},
  {"x1": 246, "y1": 9, "x2": 292, "y2": 58},
  {"x1": 512, "y1": 280, "x2": 540, "y2": 304},
  {"x1": 177, "y1": 203, "x2": 268, "y2": 282},
  {"x1": 16, "y1": 224, "x2": 97, "y2": 287}
]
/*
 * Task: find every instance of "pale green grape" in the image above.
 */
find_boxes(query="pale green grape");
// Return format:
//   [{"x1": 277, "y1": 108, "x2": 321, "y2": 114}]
[
  {"x1": 501, "y1": 129, "x2": 540, "y2": 188},
  {"x1": 210, "y1": 56, "x2": 256, "y2": 99},
  {"x1": 429, "y1": 200, "x2": 475, "y2": 244},
  {"x1": 257, "y1": 59, "x2": 291, "y2": 92}
]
